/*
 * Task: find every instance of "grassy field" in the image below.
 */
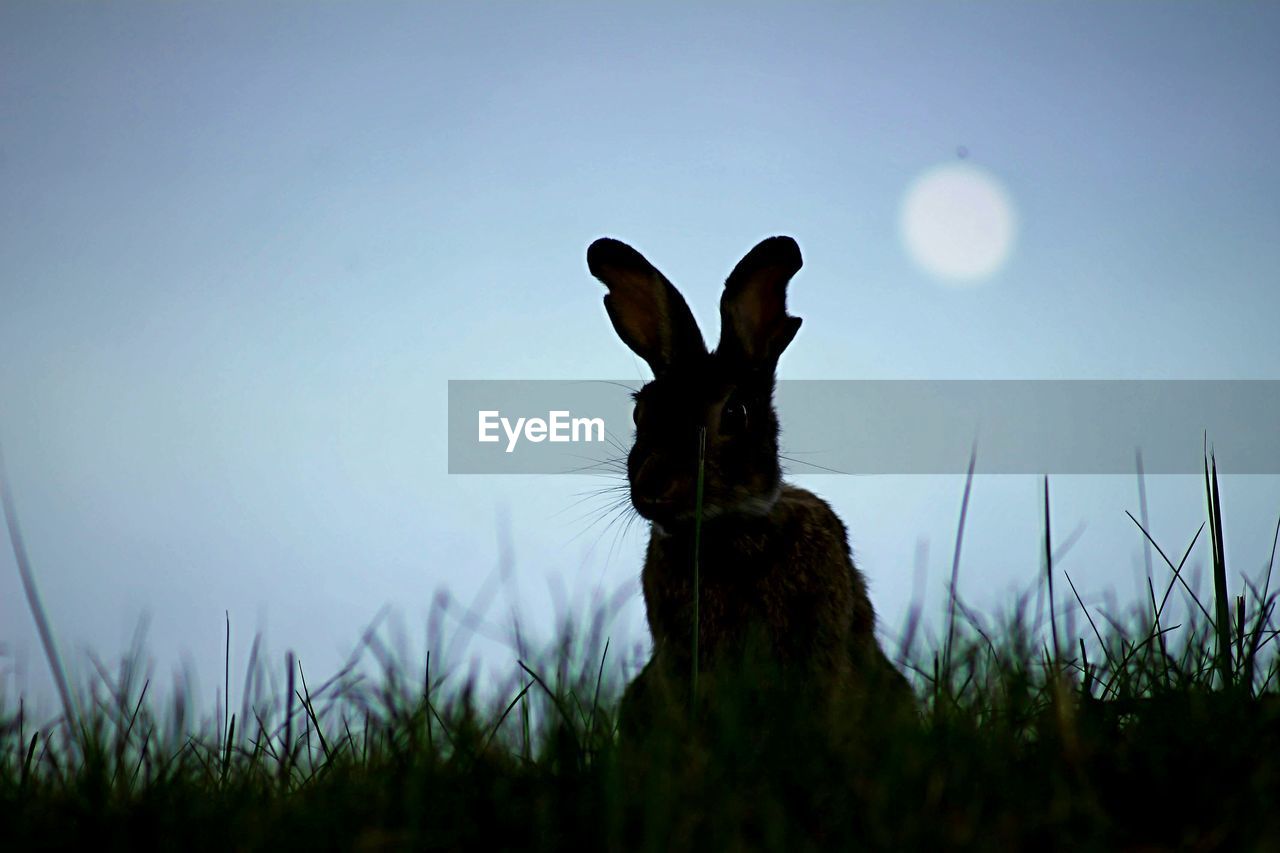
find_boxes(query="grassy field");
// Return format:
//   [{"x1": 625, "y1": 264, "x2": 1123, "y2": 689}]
[{"x1": 2, "y1": 462, "x2": 1279, "y2": 851}]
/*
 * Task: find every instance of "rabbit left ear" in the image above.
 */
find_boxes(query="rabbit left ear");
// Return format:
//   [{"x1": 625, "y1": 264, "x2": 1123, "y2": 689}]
[
  {"x1": 718, "y1": 236, "x2": 803, "y2": 367},
  {"x1": 588, "y1": 237, "x2": 707, "y2": 376}
]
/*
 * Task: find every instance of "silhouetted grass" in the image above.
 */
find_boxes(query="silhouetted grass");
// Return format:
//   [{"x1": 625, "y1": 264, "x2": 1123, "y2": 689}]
[{"x1": 2, "y1": 457, "x2": 1279, "y2": 851}]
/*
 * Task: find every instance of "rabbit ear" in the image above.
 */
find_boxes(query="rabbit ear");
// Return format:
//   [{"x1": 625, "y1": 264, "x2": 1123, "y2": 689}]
[
  {"x1": 718, "y1": 236, "x2": 803, "y2": 367},
  {"x1": 588, "y1": 238, "x2": 707, "y2": 375}
]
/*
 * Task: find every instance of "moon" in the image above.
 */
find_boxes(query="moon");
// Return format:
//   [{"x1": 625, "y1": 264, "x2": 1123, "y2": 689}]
[{"x1": 900, "y1": 163, "x2": 1017, "y2": 285}]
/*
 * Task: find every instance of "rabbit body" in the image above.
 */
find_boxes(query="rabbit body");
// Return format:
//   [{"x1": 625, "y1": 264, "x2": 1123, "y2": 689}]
[
  {"x1": 624, "y1": 484, "x2": 910, "y2": 733},
  {"x1": 641, "y1": 485, "x2": 874, "y2": 687},
  {"x1": 586, "y1": 235, "x2": 910, "y2": 733}
]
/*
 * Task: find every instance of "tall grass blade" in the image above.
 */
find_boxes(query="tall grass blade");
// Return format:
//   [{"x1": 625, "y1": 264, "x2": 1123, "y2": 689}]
[
  {"x1": 517, "y1": 660, "x2": 582, "y2": 756},
  {"x1": 1205, "y1": 450, "x2": 1232, "y2": 688},
  {"x1": 221, "y1": 714, "x2": 236, "y2": 783},
  {"x1": 20, "y1": 731, "x2": 39, "y2": 794},
  {"x1": 424, "y1": 649, "x2": 433, "y2": 751},
  {"x1": 281, "y1": 651, "x2": 295, "y2": 786},
  {"x1": 943, "y1": 443, "x2": 978, "y2": 679},
  {"x1": 223, "y1": 611, "x2": 231, "y2": 759},
  {"x1": 1044, "y1": 476, "x2": 1060, "y2": 663},
  {"x1": 1064, "y1": 571, "x2": 1115, "y2": 671},
  {"x1": 482, "y1": 681, "x2": 533, "y2": 754},
  {"x1": 1136, "y1": 448, "x2": 1154, "y2": 581},
  {"x1": 586, "y1": 638, "x2": 609, "y2": 750},
  {"x1": 691, "y1": 427, "x2": 706, "y2": 711},
  {"x1": 1125, "y1": 513, "x2": 1212, "y2": 623},
  {"x1": 296, "y1": 661, "x2": 332, "y2": 764},
  {"x1": 1262, "y1": 513, "x2": 1279, "y2": 610},
  {"x1": 0, "y1": 445, "x2": 78, "y2": 728}
]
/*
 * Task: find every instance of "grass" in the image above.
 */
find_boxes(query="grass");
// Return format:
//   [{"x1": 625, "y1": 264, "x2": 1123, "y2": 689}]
[
  {"x1": 692, "y1": 426, "x2": 706, "y2": 711},
  {"x1": 2, "y1": 457, "x2": 1279, "y2": 851}
]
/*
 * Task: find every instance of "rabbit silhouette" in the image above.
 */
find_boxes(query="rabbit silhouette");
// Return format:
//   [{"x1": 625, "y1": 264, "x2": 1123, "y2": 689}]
[{"x1": 587, "y1": 236, "x2": 912, "y2": 736}]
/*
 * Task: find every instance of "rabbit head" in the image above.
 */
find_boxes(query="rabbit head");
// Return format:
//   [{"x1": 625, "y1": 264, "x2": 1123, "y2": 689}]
[{"x1": 587, "y1": 236, "x2": 804, "y2": 529}]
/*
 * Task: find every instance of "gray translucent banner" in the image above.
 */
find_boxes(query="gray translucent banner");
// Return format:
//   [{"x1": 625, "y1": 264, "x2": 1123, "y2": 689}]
[{"x1": 447, "y1": 380, "x2": 1280, "y2": 475}]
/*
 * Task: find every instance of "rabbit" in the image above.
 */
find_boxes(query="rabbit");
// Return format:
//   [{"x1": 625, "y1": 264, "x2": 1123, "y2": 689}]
[{"x1": 587, "y1": 235, "x2": 913, "y2": 737}]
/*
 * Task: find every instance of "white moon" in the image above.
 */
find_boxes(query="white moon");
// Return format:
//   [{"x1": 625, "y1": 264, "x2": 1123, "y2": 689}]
[{"x1": 900, "y1": 163, "x2": 1017, "y2": 285}]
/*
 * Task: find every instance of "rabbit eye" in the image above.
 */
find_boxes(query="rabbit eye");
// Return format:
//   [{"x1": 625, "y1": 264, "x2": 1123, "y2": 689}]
[{"x1": 720, "y1": 401, "x2": 748, "y2": 434}]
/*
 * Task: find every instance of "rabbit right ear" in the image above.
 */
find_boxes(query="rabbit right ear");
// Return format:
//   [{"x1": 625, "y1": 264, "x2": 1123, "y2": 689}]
[
  {"x1": 717, "y1": 236, "x2": 804, "y2": 369},
  {"x1": 587, "y1": 238, "x2": 707, "y2": 375}
]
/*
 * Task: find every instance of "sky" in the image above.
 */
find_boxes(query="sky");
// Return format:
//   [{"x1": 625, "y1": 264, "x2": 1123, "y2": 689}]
[{"x1": 2, "y1": 2, "x2": 1278, "y2": 714}]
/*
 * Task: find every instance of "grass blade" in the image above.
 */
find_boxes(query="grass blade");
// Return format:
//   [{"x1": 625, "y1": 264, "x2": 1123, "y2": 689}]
[
  {"x1": 692, "y1": 427, "x2": 707, "y2": 711},
  {"x1": 1044, "y1": 476, "x2": 1060, "y2": 663},
  {"x1": 1, "y1": 446, "x2": 78, "y2": 728},
  {"x1": 1206, "y1": 450, "x2": 1232, "y2": 688},
  {"x1": 944, "y1": 443, "x2": 978, "y2": 680}
]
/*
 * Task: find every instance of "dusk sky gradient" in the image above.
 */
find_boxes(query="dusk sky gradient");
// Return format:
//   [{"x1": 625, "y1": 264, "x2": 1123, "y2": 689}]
[{"x1": 2, "y1": 2, "x2": 1278, "y2": 711}]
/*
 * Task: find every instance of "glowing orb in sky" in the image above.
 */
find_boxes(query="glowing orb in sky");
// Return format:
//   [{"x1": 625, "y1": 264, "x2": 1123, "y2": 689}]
[{"x1": 900, "y1": 163, "x2": 1017, "y2": 285}]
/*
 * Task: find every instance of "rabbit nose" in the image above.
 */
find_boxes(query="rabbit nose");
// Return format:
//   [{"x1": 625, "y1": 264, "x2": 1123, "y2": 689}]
[{"x1": 632, "y1": 459, "x2": 680, "y2": 507}]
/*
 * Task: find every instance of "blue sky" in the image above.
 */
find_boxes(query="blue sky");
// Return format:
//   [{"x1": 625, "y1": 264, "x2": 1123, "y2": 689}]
[{"x1": 2, "y1": 2, "x2": 1278, "y2": 711}]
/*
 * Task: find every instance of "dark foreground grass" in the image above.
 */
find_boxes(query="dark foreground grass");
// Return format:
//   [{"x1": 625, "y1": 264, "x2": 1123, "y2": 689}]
[{"x1": 3, "y1": 465, "x2": 1280, "y2": 851}]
